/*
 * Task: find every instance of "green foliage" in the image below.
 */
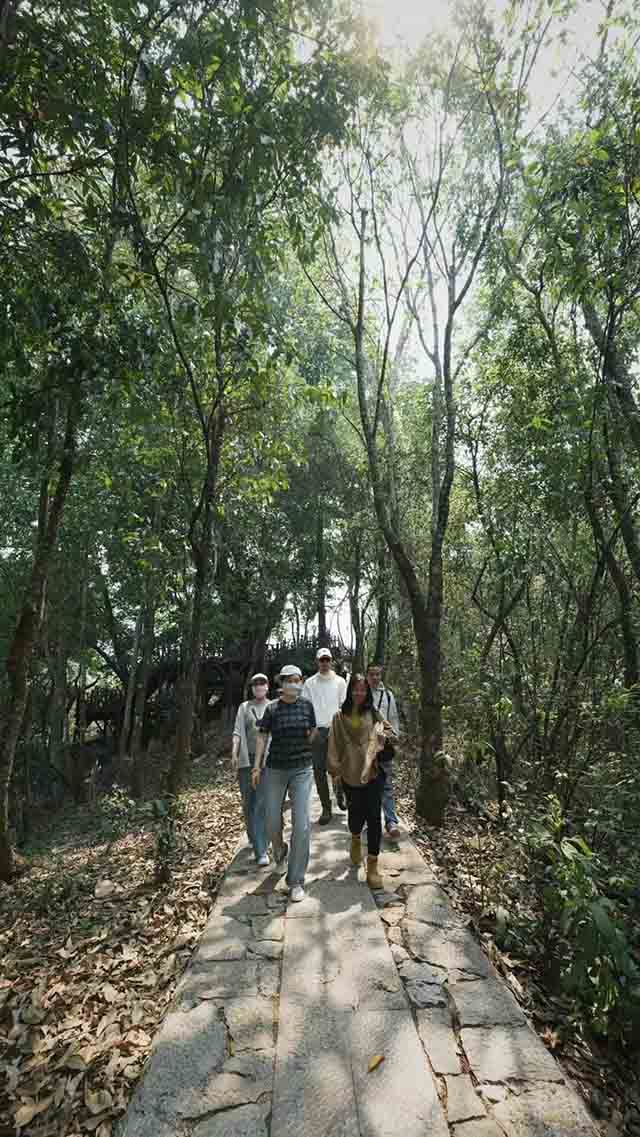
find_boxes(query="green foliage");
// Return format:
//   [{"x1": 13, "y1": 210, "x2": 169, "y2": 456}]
[{"x1": 525, "y1": 796, "x2": 640, "y2": 1041}]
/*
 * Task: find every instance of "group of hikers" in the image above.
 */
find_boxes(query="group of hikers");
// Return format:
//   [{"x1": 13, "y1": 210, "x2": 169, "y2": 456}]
[{"x1": 231, "y1": 649, "x2": 401, "y2": 903}]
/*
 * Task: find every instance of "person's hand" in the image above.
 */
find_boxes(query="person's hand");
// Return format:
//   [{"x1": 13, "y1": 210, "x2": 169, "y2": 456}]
[
  {"x1": 231, "y1": 751, "x2": 239, "y2": 772},
  {"x1": 251, "y1": 767, "x2": 261, "y2": 790},
  {"x1": 360, "y1": 763, "x2": 373, "y2": 785}
]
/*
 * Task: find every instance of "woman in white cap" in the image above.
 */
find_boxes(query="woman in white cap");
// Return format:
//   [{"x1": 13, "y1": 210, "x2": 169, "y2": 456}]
[
  {"x1": 232, "y1": 673, "x2": 271, "y2": 866},
  {"x1": 251, "y1": 664, "x2": 316, "y2": 902}
]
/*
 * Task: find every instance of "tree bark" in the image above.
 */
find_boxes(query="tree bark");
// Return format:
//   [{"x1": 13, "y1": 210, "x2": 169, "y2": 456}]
[
  {"x1": 130, "y1": 602, "x2": 156, "y2": 797},
  {"x1": 118, "y1": 604, "x2": 144, "y2": 760},
  {"x1": 0, "y1": 397, "x2": 78, "y2": 881},
  {"x1": 316, "y1": 507, "x2": 328, "y2": 645},
  {"x1": 168, "y1": 405, "x2": 224, "y2": 796}
]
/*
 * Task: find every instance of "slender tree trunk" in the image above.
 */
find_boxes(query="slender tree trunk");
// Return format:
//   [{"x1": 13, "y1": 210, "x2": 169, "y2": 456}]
[
  {"x1": 0, "y1": 397, "x2": 78, "y2": 880},
  {"x1": 374, "y1": 546, "x2": 389, "y2": 663},
  {"x1": 75, "y1": 554, "x2": 90, "y2": 744},
  {"x1": 168, "y1": 409, "x2": 224, "y2": 796},
  {"x1": 352, "y1": 207, "x2": 450, "y2": 825},
  {"x1": 131, "y1": 603, "x2": 156, "y2": 798},
  {"x1": 316, "y1": 507, "x2": 328, "y2": 645},
  {"x1": 119, "y1": 605, "x2": 144, "y2": 760}
]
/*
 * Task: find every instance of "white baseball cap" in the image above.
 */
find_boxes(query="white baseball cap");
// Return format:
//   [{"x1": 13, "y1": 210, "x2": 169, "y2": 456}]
[
  {"x1": 250, "y1": 673, "x2": 268, "y2": 684},
  {"x1": 316, "y1": 648, "x2": 332, "y2": 660},
  {"x1": 279, "y1": 664, "x2": 302, "y2": 679}
]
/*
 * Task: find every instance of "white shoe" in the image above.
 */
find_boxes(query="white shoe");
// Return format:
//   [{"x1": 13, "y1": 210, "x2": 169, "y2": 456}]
[
  {"x1": 289, "y1": 885, "x2": 305, "y2": 903},
  {"x1": 256, "y1": 853, "x2": 270, "y2": 867}
]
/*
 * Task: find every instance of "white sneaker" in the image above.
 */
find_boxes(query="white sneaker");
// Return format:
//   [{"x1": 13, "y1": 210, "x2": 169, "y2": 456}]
[
  {"x1": 256, "y1": 853, "x2": 270, "y2": 867},
  {"x1": 289, "y1": 885, "x2": 305, "y2": 903}
]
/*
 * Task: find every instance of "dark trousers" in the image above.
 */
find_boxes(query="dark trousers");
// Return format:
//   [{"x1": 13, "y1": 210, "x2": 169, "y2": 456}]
[
  {"x1": 343, "y1": 774, "x2": 384, "y2": 857},
  {"x1": 311, "y1": 727, "x2": 332, "y2": 812}
]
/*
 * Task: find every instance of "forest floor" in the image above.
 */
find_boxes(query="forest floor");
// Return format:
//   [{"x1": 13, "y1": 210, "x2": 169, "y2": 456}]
[
  {"x1": 0, "y1": 733, "x2": 245, "y2": 1137},
  {"x1": 0, "y1": 734, "x2": 636, "y2": 1137}
]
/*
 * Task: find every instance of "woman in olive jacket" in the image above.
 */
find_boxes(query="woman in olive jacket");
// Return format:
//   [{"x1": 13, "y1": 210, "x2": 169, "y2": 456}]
[{"x1": 327, "y1": 672, "x2": 396, "y2": 890}]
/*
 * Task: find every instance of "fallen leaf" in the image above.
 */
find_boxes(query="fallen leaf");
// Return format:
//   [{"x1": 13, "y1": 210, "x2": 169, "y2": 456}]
[
  {"x1": 15, "y1": 1096, "x2": 53, "y2": 1126},
  {"x1": 95, "y1": 880, "x2": 119, "y2": 899},
  {"x1": 85, "y1": 1084, "x2": 114, "y2": 1115},
  {"x1": 368, "y1": 1054, "x2": 385, "y2": 1072}
]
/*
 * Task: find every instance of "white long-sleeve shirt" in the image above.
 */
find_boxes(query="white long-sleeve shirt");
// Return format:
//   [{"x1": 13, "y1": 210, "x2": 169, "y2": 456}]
[
  {"x1": 302, "y1": 671, "x2": 347, "y2": 728},
  {"x1": 370, "y1": 684, "x2": 400, "y2": 736}
]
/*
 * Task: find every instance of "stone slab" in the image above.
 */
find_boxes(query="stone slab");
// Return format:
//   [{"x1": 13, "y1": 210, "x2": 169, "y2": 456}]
[
  {"x1": 493, "y1": 1083, "x2": 598, "y2": 1136},
  {"x1": 271, "y1": 1003, "x2": 360, "y2": 1137},
  {"x1": 417, "y1": 1007, "x2": 462, "y2": 1075},
  {"x1": 405, "y1": 981, "x2": 448, "y2": 1008},
  {"x1": 460, "y1": 1025, "x2": 564, "y2": 1084},
  {"x1": 350, "y1": 1010, "x2": 449, "y2": 1137},
  {"x1": 257, "y1": 960, "x2": 280, "y2": 998},
  {"x1": 390, "y1": 944, "x2": 410, "y2": 964},
  {"x1": 194, "y1": 1103, "x2": 269, "y2": 1137},
  {"x1": 284, "y1": 877, "x2": 375, "y2": 918},
  {"x1": 220, "y1": 893, "x2": 271, "y2": 918},
  {"x1": 197, "y1": 915, "x2": 251, "y2": 962},
  {"x1": 178, "y1": 1052, "x2": 274, "y2": 1117},
  {"x1": 452, "y1": 1121, "x2": 505, "y2": 1137},
  {"x1": 450, "y1": 977, "x2": 526, "y2": 1028},
  {"x1": 249, "y1": 940, "x2": 283, "y2": 960},
  {"x1": 403, "y1": 921, "x2": 491, "y2": 977},
  {"x1": 120, "y1": 1003, "x2": 226, "y2": 1136},
  {"x1": 446, "y1": 1075, "x2": 487, "y2": 1123},
  {"x1": 280, "y1": 913, "x2": 405, "y2": 1012},
  {"x1": 220, "y1": 995, "x2": 276, "y2": 1052},
  {"x1": 251, "y1": 916, "x2": 285, "y2": 941},
  {"x1": 479, "y1": 1084, "x2": 510, "y2": 1103},
  {"x1": 177, "y1": 961, "x2": 259, "y2": 1008},
  {"x1": 405, "y1": 883, "x2": 464, "y2": 928},
  {"x1": 399, "y1": 959, "x2": 447, "y2": 985}
]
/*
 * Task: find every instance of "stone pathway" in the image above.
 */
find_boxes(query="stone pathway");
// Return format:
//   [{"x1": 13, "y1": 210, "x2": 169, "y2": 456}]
[{"x1": 119, "y1": 796, "x2": 598, "y2": 1137}]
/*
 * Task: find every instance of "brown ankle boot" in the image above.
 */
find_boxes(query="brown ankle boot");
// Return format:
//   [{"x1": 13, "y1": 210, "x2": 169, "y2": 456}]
[
  {"x1": 350, "y1": 834, "x2": 362, "y2": 866},
  {"x1": 366, "y1": 855, "x2": 383, "y2": 890}
]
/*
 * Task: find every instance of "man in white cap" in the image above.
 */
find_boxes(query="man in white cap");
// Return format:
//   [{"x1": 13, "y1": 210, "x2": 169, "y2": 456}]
[
  {"x1": 302, "y1": 648, "x2": 347, "y2": 824},
  {"x1": 252, "y1": 664, "x2": 316, "y2": 902},
  {"x1": 231, "y1": 673, "x2": 271, "y2": 865}
]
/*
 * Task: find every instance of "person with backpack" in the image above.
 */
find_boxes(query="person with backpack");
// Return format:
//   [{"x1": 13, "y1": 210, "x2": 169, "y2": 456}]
[
  {"x1": 231, "y1": 672, "x2": 272, "y2": 866},
  {"x1": 366, "y1": 660, "x2": 401, "y2": 841}
]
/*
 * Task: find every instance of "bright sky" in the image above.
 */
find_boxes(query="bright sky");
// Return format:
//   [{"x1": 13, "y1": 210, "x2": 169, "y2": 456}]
[{"x1": 364, "y1": 0, "x2": 610, "y2": 112}]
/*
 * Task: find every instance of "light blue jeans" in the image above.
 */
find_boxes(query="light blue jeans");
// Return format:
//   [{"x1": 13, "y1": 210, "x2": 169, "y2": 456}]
[
  {"x1": 264, "y1": 765, "x2": 313, "y2": 888},
  {"x1": 380, "y1": 757, "x2": 399, "y2": 829},
  {"x1": 237, "y1": 767, "x2": 268, "y2": 859}
]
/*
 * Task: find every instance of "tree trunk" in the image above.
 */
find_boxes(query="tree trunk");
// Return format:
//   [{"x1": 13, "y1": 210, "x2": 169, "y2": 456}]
[
  {"x1": 316, "y1": 507, "x2": 328, "y2": 645},
  {"x1": 374, "y1": 546, "x2": 389, "y2": 663},
  {"x1": 75, "y1": 555, "x2": 90, "y2": 744},
  {"x1": 352, "y1": 207, "x2": 450, "y2": 825},
  {"x1": 131, "y1": 603, "x2": 156, "y2": 798},
  {"x1": 0, "y1": 397, "x2": 77, "y2": 881},
  {"x1": 168, "y1": 407, "x2": 224, "y2": 797},
  {"x1": 119, "y1": 604, "x2": 144, "y2": 760}
]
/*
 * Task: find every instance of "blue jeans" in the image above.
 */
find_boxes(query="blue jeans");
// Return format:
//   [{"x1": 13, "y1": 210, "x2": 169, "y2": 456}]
[
  {"x1": 380, "y1": 757, "x2": 399, "y2": 829},
  {"x1": 264, "y1": 765, "x2": 313, "y2": 888},
  {"x1": 237, "y1": 767, "x2": 268, "y2": 859}
]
